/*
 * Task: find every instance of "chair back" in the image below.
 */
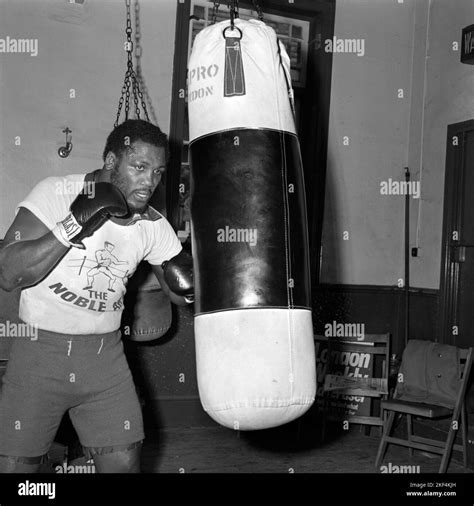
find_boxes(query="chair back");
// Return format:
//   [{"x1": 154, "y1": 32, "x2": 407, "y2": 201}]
[{"x1": 396, "y1": 340, "x2": 472, "y2": 409}]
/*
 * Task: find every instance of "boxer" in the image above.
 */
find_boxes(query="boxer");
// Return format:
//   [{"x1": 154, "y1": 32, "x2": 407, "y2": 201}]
[{"x1": 0, "y1": 119, "x2": 193, "y2": 472}]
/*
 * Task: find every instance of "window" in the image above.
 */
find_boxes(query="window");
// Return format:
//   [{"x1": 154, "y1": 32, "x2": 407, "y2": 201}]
[{"x1": 189, "y1": 1, "x2": 310, "y2": 87}]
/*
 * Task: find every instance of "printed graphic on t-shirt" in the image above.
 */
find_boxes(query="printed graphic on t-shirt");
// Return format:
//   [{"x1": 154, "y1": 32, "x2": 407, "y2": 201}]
[
  {"x1": 81, "y1": 242, "x2": 129, "y2": 293},
  {"x1": 46, "y1": 241, "x2": 132, "y2": 314}
]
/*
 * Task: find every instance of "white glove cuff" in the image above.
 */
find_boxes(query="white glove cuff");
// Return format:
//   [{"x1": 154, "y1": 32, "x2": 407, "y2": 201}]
[
  {"x1": 52, "y1": 213, "x2": 82, "y2": 248},
  {"x1": 184, "y1": 295, "x2": 194, "y2": 304}
]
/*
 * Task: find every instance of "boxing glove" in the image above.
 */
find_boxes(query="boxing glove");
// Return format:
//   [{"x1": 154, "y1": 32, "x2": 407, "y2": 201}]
[
  {"x1": 53, "y1": 182, "x2": 129, "y2": 249},
  {"x1": 161, "y1": 249, "x2": 194, "y2": 300}
]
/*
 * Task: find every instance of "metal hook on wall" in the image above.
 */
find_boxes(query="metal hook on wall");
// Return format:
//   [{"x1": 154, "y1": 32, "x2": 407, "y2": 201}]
[{"x1": 58, "y1": 127, "x2": 73, "y2": 158}]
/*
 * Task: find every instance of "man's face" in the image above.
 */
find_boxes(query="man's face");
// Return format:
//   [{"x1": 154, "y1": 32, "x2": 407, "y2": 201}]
[{"x1": 108, "y1": 140, "x2": 166, "y2": 213}]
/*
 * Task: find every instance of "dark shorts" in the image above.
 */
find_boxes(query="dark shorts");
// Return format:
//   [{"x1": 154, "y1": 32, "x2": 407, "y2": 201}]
[{"x1": 0, "y1": 327, "x2": 144, "y2": 462}]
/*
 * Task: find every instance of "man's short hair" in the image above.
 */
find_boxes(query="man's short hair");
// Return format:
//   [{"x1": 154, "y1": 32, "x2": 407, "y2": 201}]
[{"x1": 102, "y1": 119, "x2": 168, "y2": 162}]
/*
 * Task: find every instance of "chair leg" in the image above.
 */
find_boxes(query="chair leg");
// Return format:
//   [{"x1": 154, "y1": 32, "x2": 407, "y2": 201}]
[
  {"x1": 407, "y1": 414, "x2": 413, "y2": 459},
  {"x1": 439, "y1": 416, "x2": 458, "y2": 473},
  {"x1": 375, "y1": 410, "x2": 396, "y2": 469},
  {"x1": 461, "y1": 403, "x2": 468, "y2": 470},
  {"x1": 378, "y1": 406, "x2": 387, "y2": 437}
]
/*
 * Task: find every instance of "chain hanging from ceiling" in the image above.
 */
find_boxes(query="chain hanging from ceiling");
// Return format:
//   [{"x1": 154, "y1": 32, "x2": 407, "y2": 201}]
[
  {"x1": 134, "y1": 0, "x2": 157, "y2": 125},
  {"x1": 114, "y1": 0, "x2": 149, "y2": 128}
]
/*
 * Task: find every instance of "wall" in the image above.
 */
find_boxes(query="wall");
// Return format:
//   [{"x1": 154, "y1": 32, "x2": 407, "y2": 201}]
[
  {"x1": 322, "y1": 0, "x2": 416, "y2": 286},
  {"x1": 321, "y1": 0, "x2": 474, "y2": 290},
  {"x1": 417, "y1": 0, "x2": 474, "y2": 288},
  {"x1": 0, "y1": 0, "x2": 176, "y2": 235}
]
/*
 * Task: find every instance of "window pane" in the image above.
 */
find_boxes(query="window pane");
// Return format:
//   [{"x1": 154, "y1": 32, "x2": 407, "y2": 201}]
[
  {"x1": 194, "y1": 5, "x2": 205, "y2": 19},
  {"x1": 291, "y1": 25, "x2": 302, "y2": 39}
]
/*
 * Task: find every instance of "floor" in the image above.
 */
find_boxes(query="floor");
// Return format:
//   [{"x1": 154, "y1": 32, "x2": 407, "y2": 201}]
[
  {"x1": 139, "y1": 417, "x2": 472, "y2": 474},
  {"x1": 41, "y1": 412, "x2": 472, "y2": 504},
  {"x1": 46, "y1": 405, "x2": 472, "y2": 474}
]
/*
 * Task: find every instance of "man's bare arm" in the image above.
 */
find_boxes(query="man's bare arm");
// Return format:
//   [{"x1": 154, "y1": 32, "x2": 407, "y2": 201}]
[{"x1": 0, "y1": 208, "x2": 69, "y2": 291}]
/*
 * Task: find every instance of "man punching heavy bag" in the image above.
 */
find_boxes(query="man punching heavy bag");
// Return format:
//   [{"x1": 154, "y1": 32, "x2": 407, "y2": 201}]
[{"x1": 188, "y1": 16, "x2": 316, "y2": 430}]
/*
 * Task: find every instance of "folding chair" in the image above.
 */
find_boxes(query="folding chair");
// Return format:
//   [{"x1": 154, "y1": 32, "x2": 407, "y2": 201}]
[
  {"x1": 321, "y1": 333, "x2": 390, "y2": 440},
  {"x1": 375, "y1": 340, "x2": 473, "y2": 473}
]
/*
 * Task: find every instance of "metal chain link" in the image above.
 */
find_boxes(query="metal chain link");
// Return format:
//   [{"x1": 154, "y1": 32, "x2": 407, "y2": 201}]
[
  {"x1": 134, "y1": 0, "x2": 150, "y2": 122},
  {"x1": 225, "y1": 0, "x2": 240, "y2": 30},
  {"x1": 114, "y1": 0, "x2": 150, "y2": 127},
  {"x1": 229, "y1": 0, "x2": 239, "y2": 30},
  {"x1": 134, "y1": 0, "x2": 141, "y2": 59},
  {"x1": 131, "y1": 72, "x2": 141, "y2": 119},
  {"x1": 211, "y1": 1, "x2": 220, "y2": 24}
]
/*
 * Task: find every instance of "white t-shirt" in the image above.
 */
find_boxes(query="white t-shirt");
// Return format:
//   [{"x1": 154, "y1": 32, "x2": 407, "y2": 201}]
[{"x1": 16, "y1": 174, "x2": 182, "y2": 334}]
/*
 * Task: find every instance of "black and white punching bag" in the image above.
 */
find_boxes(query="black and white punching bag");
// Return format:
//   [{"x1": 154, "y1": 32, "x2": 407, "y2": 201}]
[{"x1": 188, "y1": 18, "x2": 316, "y2": 430}]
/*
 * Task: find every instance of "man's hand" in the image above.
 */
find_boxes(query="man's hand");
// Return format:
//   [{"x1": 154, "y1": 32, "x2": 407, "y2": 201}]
[
  {"x1": 151, "y1": 250, "x2": 194, "y2": 306},
  {"x1": 161, "y1": 250, "x2": 194, "y2": 300},
  {"x1": 53, "y1": 182, "x2": 129, "y2": 249}
]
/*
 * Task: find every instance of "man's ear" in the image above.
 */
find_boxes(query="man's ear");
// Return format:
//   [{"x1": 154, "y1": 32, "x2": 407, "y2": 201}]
[{"x1": 104, "y1": 152, "x2": 117, "y2": 170}]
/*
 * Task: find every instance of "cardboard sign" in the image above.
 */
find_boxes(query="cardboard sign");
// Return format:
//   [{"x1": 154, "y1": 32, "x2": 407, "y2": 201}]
[{"x1": 314, "y1": 336, "x2": 373, "y2": 419}]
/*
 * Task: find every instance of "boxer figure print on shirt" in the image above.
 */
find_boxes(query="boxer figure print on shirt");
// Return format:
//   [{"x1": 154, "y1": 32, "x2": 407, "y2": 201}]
[{"x1": 82, "y1": 242, "x2": 129, "y2": 293}]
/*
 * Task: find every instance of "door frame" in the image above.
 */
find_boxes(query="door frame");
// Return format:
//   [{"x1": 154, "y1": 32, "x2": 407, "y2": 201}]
[
  {"x1": 167, "y1": 0, "x2": 335, "y2": 289},
  {"x1": 438, "y1": 119, "x2": 474, "y2": 345}
]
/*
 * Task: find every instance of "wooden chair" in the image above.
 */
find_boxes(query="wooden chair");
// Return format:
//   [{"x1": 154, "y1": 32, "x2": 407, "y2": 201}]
[
  {"x1": 375, "y1": 341, "x2": 473, "y2": 473},
  {"x1": 321, "y1": 333, "x2": 391, "y2": 440}
]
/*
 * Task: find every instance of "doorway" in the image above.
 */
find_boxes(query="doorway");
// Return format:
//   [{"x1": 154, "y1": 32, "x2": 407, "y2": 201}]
[
  {"x1": 167, "y1": 0, "x2": 335, "y2": 287},
  {"x1": 439, "y1": 120, "x2": 474, "y2": 413},
  {"x1": 439, "y1": 119, "x2": 474, "y2": 349}
]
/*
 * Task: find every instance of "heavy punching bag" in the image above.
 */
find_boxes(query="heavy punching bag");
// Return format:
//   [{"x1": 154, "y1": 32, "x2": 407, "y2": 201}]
[{"x1": 188, "y1": 16, "x2": 316, "y2": 430}]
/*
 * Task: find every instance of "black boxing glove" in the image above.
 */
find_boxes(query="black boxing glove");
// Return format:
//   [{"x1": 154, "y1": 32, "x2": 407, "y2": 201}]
[
  {"x1": 161, "y1": 249, "x2": 194, "y2": 302},
  {"x1": 53, "y1": 182, "x2": 129, "y2": 249}
]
